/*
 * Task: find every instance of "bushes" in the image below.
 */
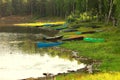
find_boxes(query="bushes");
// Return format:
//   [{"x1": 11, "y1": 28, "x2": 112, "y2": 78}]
[{"x1": 67, "y1": 12, "x2": 98, "y2": 23}]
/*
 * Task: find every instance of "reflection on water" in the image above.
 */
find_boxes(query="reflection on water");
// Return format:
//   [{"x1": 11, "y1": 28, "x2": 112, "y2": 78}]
[
  {"x1": 0, "y1": 32, "x2": 43, "y2": 41},
  {"x1": 0, "y1": 26, "x2": 59, "y2": 36},
  {"x1": 0, "y1": 32, "x2": 85, "y2": 80},
  {"x1": 0, "y1": 53, "x2": 85, "y2": 80}
]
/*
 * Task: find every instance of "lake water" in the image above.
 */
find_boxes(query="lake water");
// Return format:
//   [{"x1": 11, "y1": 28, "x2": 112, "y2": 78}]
[{"x1": 0, "y1": 32, "x2": 85, "y2": 80}]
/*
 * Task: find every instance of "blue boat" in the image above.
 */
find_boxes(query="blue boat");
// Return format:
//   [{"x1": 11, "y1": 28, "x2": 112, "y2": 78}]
[
  {"x1": 43, "y1": 24, "x2": 54, "y2": 27},
  {"x1": 53, "y1": 23, "x2": 68, "y2": 30},
  {"x1": 37, "y1": 42, "x2": 63, "y2": 48}
]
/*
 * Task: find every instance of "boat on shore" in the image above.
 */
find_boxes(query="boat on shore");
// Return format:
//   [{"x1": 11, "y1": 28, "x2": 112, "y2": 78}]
[
  {"x1": 83, "y1": 37, "x2": 104, "y2": 42},
  {"x1": 63, "y1": 29, "x2": 78, "y2": 32},
  {"x1": 37, "y1": 42, "x2": 63, "y2": 48},
  {"x1": 62, "y1": 36, "x2": 84, "y2": 41},
  {"x1": 75, "y1": 30, "x2": 104, "y2": 35},
  {"x1": 43, "y1": 35, "x2": 63, "y2": 42}
]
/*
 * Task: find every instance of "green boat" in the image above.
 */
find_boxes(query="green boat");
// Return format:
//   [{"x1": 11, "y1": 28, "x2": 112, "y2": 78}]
[{"x1": 83, "y1": 38, "x2": 105, "y2": 42}]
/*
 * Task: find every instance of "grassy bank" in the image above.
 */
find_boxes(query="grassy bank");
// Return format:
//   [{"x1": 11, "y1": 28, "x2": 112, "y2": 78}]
[
  {"x1": 53, "y1": 26, "x2": 120, "y2": 80},
  {"x1": 13, "y1": 20, "x2": 120, "y2": 79},
  {"x1": 56, "y1": 72, "x2": 120, "y2": 80},
  {"x1": 60, "y1": 26, "x2": 120, "y2": 71},
  {"x1": 19, "y1": 22, "x2": 119, "y2": 80}
]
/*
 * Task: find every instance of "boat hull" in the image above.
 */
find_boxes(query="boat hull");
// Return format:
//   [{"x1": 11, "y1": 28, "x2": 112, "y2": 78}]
[
  {"x1": 43, "y1": 35, "x2": 63, "y2": 42},
  {"x1": 62, "y1": 36, "x2": 84, "y2": 41},
  {"x1": 37, "y1": 42, "x2": 63, "y2": 48},
  {"x1": 83, "y1": 38, "x2": 104, "y2": 42}
]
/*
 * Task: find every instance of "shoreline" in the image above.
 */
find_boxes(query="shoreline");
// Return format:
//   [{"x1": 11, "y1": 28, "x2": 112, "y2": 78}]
[{"x1": 0, "y1": 16, "x2": 119, "y2": 80}]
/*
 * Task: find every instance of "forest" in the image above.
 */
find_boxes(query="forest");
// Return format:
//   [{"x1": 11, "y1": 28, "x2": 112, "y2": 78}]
[{"x1": 0, "y1": 0, "x2": 120, "y2": 25}]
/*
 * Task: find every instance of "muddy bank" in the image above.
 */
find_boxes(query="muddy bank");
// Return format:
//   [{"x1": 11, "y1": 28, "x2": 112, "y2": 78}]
[{"x1": 0, "y1": 15, "x2": 31, "y2": 24}]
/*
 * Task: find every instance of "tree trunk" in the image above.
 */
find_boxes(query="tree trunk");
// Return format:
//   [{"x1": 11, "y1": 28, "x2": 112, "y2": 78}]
[
  {"x1": 98, "y1": 0, "x2": 102, "y2": 21},
  {"x1": 107, "y1": 0, "x2": 114, "y2": 24},
  {"x1": 86, "y1": 0, "x2": 88, "y2": 12}
]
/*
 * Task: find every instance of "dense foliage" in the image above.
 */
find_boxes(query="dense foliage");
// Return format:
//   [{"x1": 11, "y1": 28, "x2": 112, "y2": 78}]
[{"x1": 0, "y1": 0, "x2": 120, "y2": 25}]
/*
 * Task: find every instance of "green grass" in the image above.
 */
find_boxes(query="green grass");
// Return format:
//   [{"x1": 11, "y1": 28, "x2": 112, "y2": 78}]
[
  {"x1": 60, "y1": 26, "x2": 120, "y2": 71},
  {"x1": 54, "y1": 26, "x2": 120, "y2": 80},
  {"x1": 56, "y1": 72, "x2": 120, "y2": 80},
  {"x1": 22, "y1": 22, "x2": 120, "y2": 80}
]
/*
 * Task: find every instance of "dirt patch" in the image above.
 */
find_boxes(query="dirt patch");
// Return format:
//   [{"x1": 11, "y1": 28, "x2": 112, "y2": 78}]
[{"x1": 0, "y1": 15, "x2": 32, "y2": 26}]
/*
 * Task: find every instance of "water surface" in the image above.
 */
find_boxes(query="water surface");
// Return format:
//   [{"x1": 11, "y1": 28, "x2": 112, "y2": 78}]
[{"x1": 0, "y1": 32, "x2": 85, "y2": 80}]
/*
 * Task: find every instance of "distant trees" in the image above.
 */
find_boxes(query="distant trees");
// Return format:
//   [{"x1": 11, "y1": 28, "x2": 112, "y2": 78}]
[
  {"x1": 0, "y1": 0, "x2": 83, "y2": 17},
  {"x1": 114, "y1": 0, "x2": 120, "y2": 25},
  {"x1": 0, "y1": 0, "x2": 120, "y2": 25}
]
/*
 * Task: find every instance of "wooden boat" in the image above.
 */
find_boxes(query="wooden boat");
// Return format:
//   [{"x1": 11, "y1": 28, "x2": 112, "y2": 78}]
[
  {"x1": 75, "y1": 30, "x2": 104, "y2": 35},
  {"x1": 69, "y1": 26, "x2": 81, "y2": 29},
  {"x1": 43, "y1": 24, "x2": 62, "y2": 27},
  {"x1": 43, "y1": 24, "x2": 54, "y2": 26},
  {"x1": 56, "y1": 27, "x2": 67, "y2": 30},
  {"x1": 53, "y1": 23, "x2": 68, "y2": 30},
  {"x1": 87, "y1": 25, "x2": 101, "y2": 28},
  {"x1": 62, "y1": 36, "x2": 84, "y2": 41},
  {"x1": 43, "y1": 35, "x2": 63, "y2": 42},
  {"x1": 37, "y1": 42, "x2": 63, "y2": 48},
  {"x1": 63, "y1": 29, "x2": 78, "y2": 32},
  {"x1": 82, "y1": 31, "x2": 96, "y2": 34}
]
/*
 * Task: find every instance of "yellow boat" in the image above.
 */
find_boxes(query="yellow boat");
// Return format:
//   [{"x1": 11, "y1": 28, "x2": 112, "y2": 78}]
[{"x1": 14, "y1": 21, "x2": 65, "y2": 27}]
